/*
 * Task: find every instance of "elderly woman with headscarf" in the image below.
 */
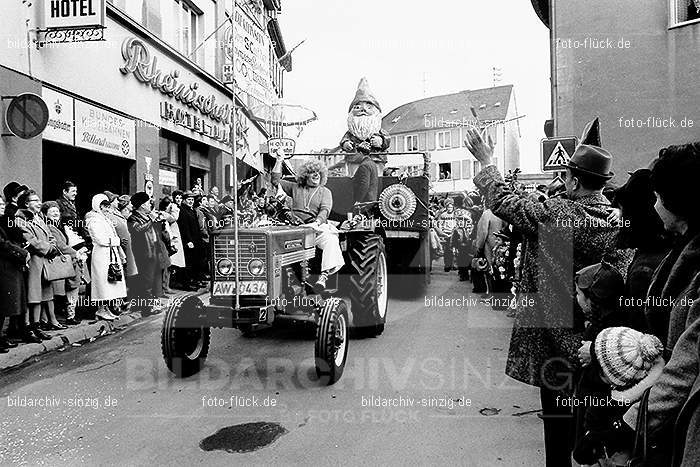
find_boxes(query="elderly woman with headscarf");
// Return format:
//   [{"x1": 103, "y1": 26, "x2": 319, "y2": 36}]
[
  {"x1": 271, "y1": 150, "x2": 344, "y2": 289},
  {"x1": 86, "y1": 193, "x2": 126, "y2": 321}
]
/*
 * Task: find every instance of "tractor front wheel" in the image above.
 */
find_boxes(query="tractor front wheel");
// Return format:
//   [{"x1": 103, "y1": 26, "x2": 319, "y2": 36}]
[
  {"x1": 315, "y1": 298, "x2": 349, "y2": 385},
  {"x1": 161, "y1": 294, "x2": 210, "y2": 377}
]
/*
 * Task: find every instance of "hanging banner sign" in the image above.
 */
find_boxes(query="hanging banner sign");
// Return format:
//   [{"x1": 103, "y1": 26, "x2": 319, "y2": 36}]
[
  {"x1": 42, "y1": 87, "x2": 74, "y2": 145},
  {"x1": 74, "y1": 100, "x2": 135, "y2": 160},
  {"x1": 44, "y1": 0, "x2": 106, "y2": 29},
  {"x1": 159, "y1": 169, "x2": 178, "y2": 187},
  {"x1": 267, "y1": 137, "x2": 295, "y2": 156},
  {"x1": 227, "y1": 4, "x2": 274, "y2": 105}
]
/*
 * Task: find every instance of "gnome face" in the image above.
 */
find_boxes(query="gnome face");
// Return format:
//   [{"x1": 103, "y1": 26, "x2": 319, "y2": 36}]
[
  {"x1": 347, "y1": 102, "x2": 382, "y2": 141},
  {"x1": 347, "y1": 78, "x2": 383, "y2": 141}
]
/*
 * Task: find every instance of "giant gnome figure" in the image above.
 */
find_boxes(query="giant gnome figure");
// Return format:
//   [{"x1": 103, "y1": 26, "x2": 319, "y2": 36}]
[{"x1": 340, "y1": 77, "x2": 390, "y2": 163}]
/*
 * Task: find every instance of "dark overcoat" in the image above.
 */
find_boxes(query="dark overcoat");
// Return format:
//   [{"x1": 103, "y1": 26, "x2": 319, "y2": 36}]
[
  {"x1": 474, "y1": 165, "x2": 633, "y2": 390},
  {"x1": 0, "y1": 222, "x2": 28, "y2": 317}
]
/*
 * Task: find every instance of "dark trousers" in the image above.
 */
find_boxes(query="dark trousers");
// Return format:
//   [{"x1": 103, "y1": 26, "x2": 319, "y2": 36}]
[
  {"x1": 442, "y1": 238, "x2": 454, "y2": 268},
  {"x1": 129, "y1": 259, "x2": 162, "y2": 309},
  {"x1": 471, "y1": 269, "x2": 487, "y2": 293},
  {"x1": 540, "y1": 387, "x2": 573, "y2": 467}
]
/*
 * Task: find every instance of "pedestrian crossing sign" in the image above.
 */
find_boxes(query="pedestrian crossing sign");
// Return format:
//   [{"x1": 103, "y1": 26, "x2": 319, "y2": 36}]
[{"x1": 541, "y1": 136, "x2": 578, "y2": 172}]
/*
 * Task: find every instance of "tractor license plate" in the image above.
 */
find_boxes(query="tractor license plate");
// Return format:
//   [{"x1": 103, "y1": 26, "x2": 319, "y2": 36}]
[{"x1": 213, "y1": 281, "x2": 267, "y2": 296}]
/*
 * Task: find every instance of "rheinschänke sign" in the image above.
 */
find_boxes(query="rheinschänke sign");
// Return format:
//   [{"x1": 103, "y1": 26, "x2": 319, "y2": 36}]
[{"x1": 119, "y1": 37, "x2": 232, "y2": 146}]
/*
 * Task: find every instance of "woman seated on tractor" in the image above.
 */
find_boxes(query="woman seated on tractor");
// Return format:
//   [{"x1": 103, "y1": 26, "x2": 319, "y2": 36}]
[{"x1": 271, "y1": 151, "x2": 345, "y2": 290}]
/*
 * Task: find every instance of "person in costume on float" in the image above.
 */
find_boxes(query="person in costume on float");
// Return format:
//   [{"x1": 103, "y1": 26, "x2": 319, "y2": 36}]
[{"x1": 271, "y1": 149, "x2": 344, "y2": 290}]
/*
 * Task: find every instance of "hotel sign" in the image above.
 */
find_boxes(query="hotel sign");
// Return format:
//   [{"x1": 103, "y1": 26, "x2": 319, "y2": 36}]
[{"x1": 44, "y1": 0, "x2": 105, "y2": 29}]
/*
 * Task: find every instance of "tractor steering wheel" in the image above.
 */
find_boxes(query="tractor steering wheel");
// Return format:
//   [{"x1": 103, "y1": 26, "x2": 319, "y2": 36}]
[{"x1": 287, "y1": 208, "x2": 317, "y2": 225}]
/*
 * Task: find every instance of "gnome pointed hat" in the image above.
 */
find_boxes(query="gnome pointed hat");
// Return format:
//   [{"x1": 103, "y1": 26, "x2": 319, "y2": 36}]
[
  {"x1": 580, "y1": 117, "x2": 601, "y2": 146},
  {"x1": 349, "y1": 77, "x2": 381, "y2": 112}
]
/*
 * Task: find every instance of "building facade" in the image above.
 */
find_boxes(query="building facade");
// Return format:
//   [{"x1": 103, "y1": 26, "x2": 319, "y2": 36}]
[
  {"x1": 530, "y1": 0, "x2": 700, "y2": 179},
  {"x1": 381, "y1": 85, "x2": 521, "y2": 194},
  {"x1": 0, "y1": 0, "x2": 287, "y2": 212}
]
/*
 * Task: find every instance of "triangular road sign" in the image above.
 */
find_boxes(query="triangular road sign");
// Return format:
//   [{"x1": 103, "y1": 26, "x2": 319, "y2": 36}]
[{"x1": 544, "y1": 142, "x2": 571, "y2": 168}]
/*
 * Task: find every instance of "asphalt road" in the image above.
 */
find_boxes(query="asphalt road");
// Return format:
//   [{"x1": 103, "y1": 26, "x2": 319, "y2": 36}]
[{"x1": 1, "y1": 268, "x2": 543, "y2": 466}]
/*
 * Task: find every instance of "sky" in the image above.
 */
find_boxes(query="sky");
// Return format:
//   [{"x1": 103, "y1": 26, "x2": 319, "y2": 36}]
[{"x1": 277, "y1": 0, "x2": 551, "y2": 173}]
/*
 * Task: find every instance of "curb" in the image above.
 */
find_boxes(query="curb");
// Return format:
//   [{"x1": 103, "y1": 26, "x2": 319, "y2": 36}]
[{"x1": 0, "y1": 291, "x2": 190, "y2": 372}]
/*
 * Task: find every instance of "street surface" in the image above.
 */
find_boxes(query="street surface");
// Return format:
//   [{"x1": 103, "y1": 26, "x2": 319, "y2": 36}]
[{"x1": 1, "y1": 267, "x2": 543, "y2": 466}]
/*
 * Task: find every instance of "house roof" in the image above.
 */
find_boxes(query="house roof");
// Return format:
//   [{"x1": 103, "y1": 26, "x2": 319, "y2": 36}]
[{"x1": 382, "y1": 85, "x2": 514, "y2": 135}]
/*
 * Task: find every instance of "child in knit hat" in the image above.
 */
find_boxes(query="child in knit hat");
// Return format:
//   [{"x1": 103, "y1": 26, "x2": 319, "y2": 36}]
[{"x1": 573, "y1": 326, "x2": 665, "y2": 466}]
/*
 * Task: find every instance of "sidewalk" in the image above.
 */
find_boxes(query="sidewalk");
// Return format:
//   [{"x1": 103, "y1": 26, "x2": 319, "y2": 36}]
[{"x1": 0, "y1": 290, "x2": 191, "y2": 372}]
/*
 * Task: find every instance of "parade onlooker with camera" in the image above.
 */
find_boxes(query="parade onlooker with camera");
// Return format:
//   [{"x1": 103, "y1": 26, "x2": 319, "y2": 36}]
[
  {"x1": 86, "y1": 194, "x2": 126, "y2": 321},
  {"x1": 127, "y1": 192, "x2": 168, "y2": 312}
]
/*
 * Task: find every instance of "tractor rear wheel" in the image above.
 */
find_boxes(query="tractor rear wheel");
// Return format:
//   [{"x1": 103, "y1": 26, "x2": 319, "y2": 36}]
[{"x1": 343, "y1": 234, "x2": 388, "y2": 337}]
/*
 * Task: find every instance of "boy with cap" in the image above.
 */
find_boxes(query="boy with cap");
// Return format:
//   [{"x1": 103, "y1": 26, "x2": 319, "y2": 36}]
[{"x1": 573, "y1": 327, "x2": 664, "y2": 466}]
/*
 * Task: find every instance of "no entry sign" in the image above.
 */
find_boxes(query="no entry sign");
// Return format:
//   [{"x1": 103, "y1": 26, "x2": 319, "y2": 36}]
[{"x1": 4, "y1": 93, "x2": 49, "y2": 139}]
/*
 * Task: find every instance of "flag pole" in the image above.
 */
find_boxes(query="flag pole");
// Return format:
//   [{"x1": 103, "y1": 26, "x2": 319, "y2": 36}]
[{"x1": 231, "y1": 0, "x2": 240, "y2": 311}]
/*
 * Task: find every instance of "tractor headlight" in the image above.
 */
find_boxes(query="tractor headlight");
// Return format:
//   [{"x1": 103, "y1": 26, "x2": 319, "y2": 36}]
[
  {"x1": 379, "y1": 184, "x2": 417, "y2": 222},
  {"x1": 217, "y1": 258, "x2": 234, "y2": 275},
  {"x1": 247, "y1": 259, "x2": 265, "y2": 276}
]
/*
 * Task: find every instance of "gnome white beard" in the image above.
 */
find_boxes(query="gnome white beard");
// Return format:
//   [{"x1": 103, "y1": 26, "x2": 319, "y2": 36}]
[{"x1": 347, "y1": 112, "x2": 382, "y2": 141}]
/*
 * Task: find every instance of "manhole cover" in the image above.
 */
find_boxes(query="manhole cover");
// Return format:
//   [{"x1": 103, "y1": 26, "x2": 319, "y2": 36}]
[{"x1": 200, "y1": 422, "x2": 287, "y2": 453}]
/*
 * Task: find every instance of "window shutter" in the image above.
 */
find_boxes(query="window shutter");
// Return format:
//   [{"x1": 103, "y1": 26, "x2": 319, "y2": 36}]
[
  {"x1": 427, "y1": 131, "x2": 436, "y2": 151},
  {"x1": 451, "y1": 128, "x2": 460, "y2": 148},
  {"x1": 462, "y1": 160, "x2": 471, "y2": 179},
  {"x1": 419, "y1": 133, "x2": 427, "y2": 151},
  {"x1": 429, "y1": 163, "x2": 437, "y2": 181},
  {"x1": 451, "y1": 161, "x2": 461, "y2": 180}
]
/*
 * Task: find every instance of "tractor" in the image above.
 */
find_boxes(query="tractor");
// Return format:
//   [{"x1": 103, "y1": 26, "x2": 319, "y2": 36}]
[{"x1": 160, "y1": 195, "x2": 387, "y2": 385}]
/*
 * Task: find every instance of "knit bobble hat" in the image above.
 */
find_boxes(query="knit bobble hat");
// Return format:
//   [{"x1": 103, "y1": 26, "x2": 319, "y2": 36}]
[{"x1": 595, "y1": 327, "x2": 663, "y2": 389}]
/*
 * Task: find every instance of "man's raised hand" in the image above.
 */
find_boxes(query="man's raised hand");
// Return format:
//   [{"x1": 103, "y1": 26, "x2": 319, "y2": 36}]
[{"x1": 464, "y1": 127, "x2": 495, "y2": 166}]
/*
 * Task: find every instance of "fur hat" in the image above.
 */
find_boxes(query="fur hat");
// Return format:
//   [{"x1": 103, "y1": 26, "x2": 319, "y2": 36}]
[
  {"x1": 130, "y1": 191, "x2": 150, "y2": 210},
  {"x1": 595, "y1": 327, "x2": 664, "y2": 400},
  {"x1": 103, "y1": 191, "x2": 118, "y2": 203},
  {"x1": 575, "y1": 262, "x2": 625, "y2": 305},
  {"x1": 117, "y1": 195, "x2": 131, "y2": 211},
  {"x1": 349, "y1": 77, "x2": 381, "y2": 112}
]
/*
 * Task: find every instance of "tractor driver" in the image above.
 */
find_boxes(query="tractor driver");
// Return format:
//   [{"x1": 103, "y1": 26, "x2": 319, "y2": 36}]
[{"x1": 271, "y1": 150, "x2": 345, "y2": 290}]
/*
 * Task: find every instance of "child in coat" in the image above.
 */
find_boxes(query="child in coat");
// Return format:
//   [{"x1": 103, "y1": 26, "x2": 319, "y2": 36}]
[{"x1": 573, "y1": 326, "x2": 665, "y2": 466}]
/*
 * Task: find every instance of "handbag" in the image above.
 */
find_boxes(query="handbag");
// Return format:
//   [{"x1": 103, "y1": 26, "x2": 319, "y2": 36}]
[
  {"x1": 42, "y1": 253, "x2": 76, "y2": 282},
  {"x1": 627, "y1": 387, "x2": 651, "y2": 467},
  {"x1": 107, "y1": 247, "x2": 123, "y2": 283}
]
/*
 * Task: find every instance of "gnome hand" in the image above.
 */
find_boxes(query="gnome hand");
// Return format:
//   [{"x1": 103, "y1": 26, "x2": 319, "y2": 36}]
[
  {"x1": 342, "y1": 141, "x2": 355, "y2": 152},
  {"x1": 357, "y1": 141, "x2": 371, "y2": 153},
  {"x1": 370, "y1": 135, "x2": 383, "y2": 148}
]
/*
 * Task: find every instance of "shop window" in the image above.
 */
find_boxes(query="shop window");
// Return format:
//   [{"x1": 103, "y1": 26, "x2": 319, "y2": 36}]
[
  {"x1": 436, "y1": 130, "x2": 451, "y2": 149},
  {"x1": 405, "y1": 134, "x2": 419, "y2": 152},
  {"x1": 670, "y1": 0, "x2": 700, "y2": 26}
]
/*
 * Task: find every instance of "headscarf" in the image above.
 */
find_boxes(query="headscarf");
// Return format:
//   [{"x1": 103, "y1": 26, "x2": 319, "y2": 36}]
[{"x1": 91, "y1": 193, "x2": 109, "y2": 213}]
